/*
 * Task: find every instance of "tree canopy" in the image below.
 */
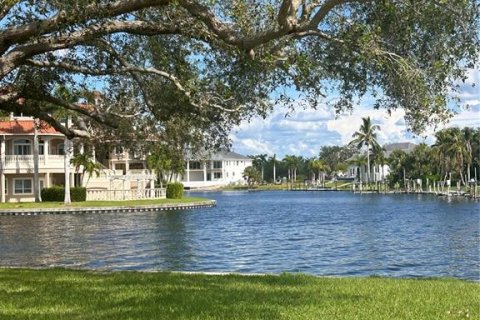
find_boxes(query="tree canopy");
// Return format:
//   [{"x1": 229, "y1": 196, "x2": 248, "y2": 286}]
[{"x1": 1, "y1": 0, "x2": 478, "y2": 148}]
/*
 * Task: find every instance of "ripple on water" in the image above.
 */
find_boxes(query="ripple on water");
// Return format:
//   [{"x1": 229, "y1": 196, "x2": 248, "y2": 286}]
[{"x1": 0, "y1": 191, "x2": 478, "y2": 280}]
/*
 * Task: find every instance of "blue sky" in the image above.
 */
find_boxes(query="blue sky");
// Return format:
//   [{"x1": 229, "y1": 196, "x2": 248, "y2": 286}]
[{"x1": 230, "y1": 67, "x2": 480, "y2": 158}]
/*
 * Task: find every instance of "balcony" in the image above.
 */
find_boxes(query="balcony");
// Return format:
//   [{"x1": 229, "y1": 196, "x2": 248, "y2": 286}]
[{"x1": 2, "y1": 155, "x2": 69, "y2": 170}]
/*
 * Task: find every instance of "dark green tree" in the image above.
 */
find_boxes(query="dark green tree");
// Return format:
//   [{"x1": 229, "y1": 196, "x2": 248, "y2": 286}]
[{"x1": 0, "y1": 1, "x2": 477, "y2": 149}]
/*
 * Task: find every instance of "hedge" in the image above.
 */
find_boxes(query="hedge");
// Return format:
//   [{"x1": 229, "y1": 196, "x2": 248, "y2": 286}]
[
  {"x1": 166, "y1": 182, "x2": 184, "y2": 199},
  {"x1": 41, "y1": 187, "x2": 86, "y2": 202}
]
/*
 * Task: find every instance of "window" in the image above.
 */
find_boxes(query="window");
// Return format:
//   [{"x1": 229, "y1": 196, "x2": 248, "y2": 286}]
[
  {"x1": 4, "y1": 178, "x2": 7, "y2": 195},
  {"x1": 14, "y1": 179, "x2": 32, "y2": 194},
  {"x1": 39, "y1": 141, "x2": 45, "y2": 154},
  {"x1": 214, "y1": 172, "x2": 222, "y2": 179},
  {"x1": 57, "y1": 143, "x2": 65, "y2": 155},
  {"x1": 213, "y1": 161, "x2": 222, "y2": 169},
  {"x1": 13, "y1": 139, "x2": 31, "y2": 155},
  {"x1": 115, "y1": 145, "x2": 124, "y2": 155},
  {"x1": 189, "y1": 161, "x2": 201, "y2": 170}
]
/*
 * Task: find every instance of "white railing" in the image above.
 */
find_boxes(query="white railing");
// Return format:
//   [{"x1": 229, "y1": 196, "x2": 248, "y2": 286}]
[
  {"x1": 2, "y1": 155, "x2": 67, "y2": 169},
  {"x1": 86, "y1": 188, "x2": 166, "y2": 201}
]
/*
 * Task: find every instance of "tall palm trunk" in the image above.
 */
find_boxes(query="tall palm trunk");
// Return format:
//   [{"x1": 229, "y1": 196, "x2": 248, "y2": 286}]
[
  {"x1": 64, "y1": 137, "x2": 72, "y2": 204},
  {"x1": 33, "y1": 119, "x2": 41, "y2": 202},
  {"x1": 366, "y1": 142, "x2": 370, "y2": 184},
  {"x1": 64, "y1": 118, "x2": 72, "y2": 204}
]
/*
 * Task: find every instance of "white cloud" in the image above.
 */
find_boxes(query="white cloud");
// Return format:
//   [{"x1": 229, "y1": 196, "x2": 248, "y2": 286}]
[
  {"x1": 233, "y1": 138, "x2": 274, "y2": 156},
  {"x1": 231, "y1": 75, "x2": 480, "y2": 158},
  {"x1": 327, "y1": 108, "x2": 408, "y2": 145}
]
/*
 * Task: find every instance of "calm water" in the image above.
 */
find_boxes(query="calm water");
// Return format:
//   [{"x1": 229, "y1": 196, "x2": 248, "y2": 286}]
[{"x1": 0, "y1": 191, "x2": 478, "y2": 279}]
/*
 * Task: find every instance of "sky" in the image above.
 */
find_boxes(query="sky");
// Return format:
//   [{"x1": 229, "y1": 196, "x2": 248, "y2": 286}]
[{"x1": 230, "y1": 67, "x2": 480, "y2": 159}]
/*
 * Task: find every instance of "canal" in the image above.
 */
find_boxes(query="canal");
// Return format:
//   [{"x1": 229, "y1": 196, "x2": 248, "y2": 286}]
[{"x1": 0, "y1": 191, "x2": 478, "y2": 279}]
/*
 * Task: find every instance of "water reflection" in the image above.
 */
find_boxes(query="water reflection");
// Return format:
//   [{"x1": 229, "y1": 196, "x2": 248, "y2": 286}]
[{"x1": 0, "y1": 192, "x2": 478, "y2": 280}]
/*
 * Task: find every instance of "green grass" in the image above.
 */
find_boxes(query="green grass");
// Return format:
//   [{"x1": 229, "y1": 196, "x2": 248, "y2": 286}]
[
  {"x1": 0, "y1": 197, "x2": 210, "y2": 210},
  {"x1": 0, "y1": 269, "x2": 478, "y2": 320}
]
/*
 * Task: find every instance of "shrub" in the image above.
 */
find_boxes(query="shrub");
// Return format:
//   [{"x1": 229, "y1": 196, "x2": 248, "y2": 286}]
[
  {"x1": 41, "y1": 186, "x2": 86, "y2": 202},
  {"x1": 166, "y1": 182, "x2": 184, "y2": 199},
  {"x1": 71, "y1": 187, "x2": 86, "y2": 202}
]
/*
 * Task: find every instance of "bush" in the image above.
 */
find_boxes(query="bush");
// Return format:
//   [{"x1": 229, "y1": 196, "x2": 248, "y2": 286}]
[
  {"x1": 41, "y1": 186, "x2": 86, "y2": 202},
  {"x1": 71, "y1": 187, "x2": 86, "y2": 202},
  {"x1": 166, "y1": 182, "x2": 184, "y2": 199}
]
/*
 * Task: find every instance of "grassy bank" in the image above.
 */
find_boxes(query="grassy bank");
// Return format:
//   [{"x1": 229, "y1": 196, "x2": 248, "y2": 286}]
[
  {"x1": 0, "y1": 269, "x2": 478, "y2": 320},
  {"x1": 0, "y1": 197, "x2": 209, "y2": 210},
  {"x1": 222, "y1": 182, "x2": 354, "y2": 191}
]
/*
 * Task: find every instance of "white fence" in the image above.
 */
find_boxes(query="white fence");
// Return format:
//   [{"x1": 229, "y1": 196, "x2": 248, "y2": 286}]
[
  {"x1": 3, "y1": 155, "x2": 67, "y2": 169},
  {"x1": 86, "y1": 188, "x2": 166, "y2": 201}
]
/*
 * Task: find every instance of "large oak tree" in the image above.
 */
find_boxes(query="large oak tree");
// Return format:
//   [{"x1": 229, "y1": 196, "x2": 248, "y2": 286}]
[{"x1": 0, "y1": 0, "x2": 478, "y2": 148}]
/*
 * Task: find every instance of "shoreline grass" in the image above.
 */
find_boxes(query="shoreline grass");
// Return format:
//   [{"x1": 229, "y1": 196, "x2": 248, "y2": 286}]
[
  {"x1": 0, "y1": 197, "x2": 210, "y2": 210},
  {"x1": 0, "y1": 268, "x2": 478, "y2": 319}
]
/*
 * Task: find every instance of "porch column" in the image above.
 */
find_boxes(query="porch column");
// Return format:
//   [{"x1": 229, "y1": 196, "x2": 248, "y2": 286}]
[
  {"x1": 125, "y1": 149, "x2": 129, "y2": 175},
  {"x1": 222, "y1": 161, "x2": 225, "y2": 182},
  {"x1": 45, "y1": 172, "x2": 51, "y2": 188},
  {"x1": 203, "y1": 161, "x2": 207, "y2": 182},
  {"x1": 44, "y1": 138, "x2": 49, "y2": 164},
  {"x1": 186, "y1": 160, "x2": 190, "y2": 182},
  {"x1": 150, "y1": 177, "x2": 155, "y2": 198},
  {"x1": 1, "y1": 138, "x2": 5, "y2": 203}
]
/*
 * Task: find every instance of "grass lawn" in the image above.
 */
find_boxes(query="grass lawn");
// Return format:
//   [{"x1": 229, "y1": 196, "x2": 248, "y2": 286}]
[
  {"x1": 0, "y1": 269, "x2": 478, "y2": 320},
  {"x1": 0, "y1": 197, "x2": 210, "y2": 210}
]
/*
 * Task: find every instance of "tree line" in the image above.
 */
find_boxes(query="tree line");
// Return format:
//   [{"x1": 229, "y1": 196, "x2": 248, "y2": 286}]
[{"x1": 245, "y1": 126, "x2": 480, "y2": 187}]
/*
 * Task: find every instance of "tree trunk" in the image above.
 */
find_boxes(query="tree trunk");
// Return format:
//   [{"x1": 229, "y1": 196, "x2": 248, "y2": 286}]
[
  {"x1": 33, "y1": 119, "x2": 41, "y2": 202},
  {"x1": 64, "y1": 137, "x2": 72, "y2": 204},
  {"x1": 366, "y1": 143, "x2": 370, "y2": 184},
  {"x1": 273, "y1": 162, "x2": 276, "y2": 182}
]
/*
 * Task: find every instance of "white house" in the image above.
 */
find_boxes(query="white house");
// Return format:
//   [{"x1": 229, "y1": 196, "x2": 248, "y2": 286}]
[
  {"x1": 347, "y1": 142, "x2": 416, "y2": 183},
  {"x1": 181, "y1": 150, "x2": 252, "y2": 189}
]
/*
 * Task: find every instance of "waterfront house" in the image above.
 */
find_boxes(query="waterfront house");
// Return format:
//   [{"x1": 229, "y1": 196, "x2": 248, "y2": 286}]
[
  {"x1": 0, "y1": 116, "x2": 73, "y2": 202},
  {"x1": 181, "y1": 150, "x2": 252, "y2": 189},
  {"x1": 347, "y1": 142, "x2": 416, "y2": 183},
  {"x1": 0, "y1": 115, "x2": 162, "y2": 202}
]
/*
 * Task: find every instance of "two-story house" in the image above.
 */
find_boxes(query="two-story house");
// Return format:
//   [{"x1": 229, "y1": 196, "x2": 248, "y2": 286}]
[
  {"x1": 0, "y1": 116, "x2": 73, "y2": 202},
  {"x1": 0, "y1": 115, "x2": 161, "y2": 202},
  {"x1": 181, "y1": 150, "x2": 252, "y2": 189}
]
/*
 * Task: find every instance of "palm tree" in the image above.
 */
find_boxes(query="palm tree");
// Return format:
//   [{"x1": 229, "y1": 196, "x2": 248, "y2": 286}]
[
  {"x1": 371, "y1": 144, "x2": 386, "y2": 182},
  {"x1": 462, "y1": 127, "x2": 474, "y2": 182},
  {"x1": 243, "y1": 166, "x2": 261, "y2": 187},
  {"x1": 349, "y1": 117, "x2": 380, "y2": 184},
  {"x1": 309, "y1": 159, "x2": 329, "y2": 186},
  {"x1": 71, "y1": 152, "x2": 102, "y2": 186},
  {"x1": 271, "y1": 154, "x2": 277, "y2": 183},
  {"x1": 283, "y1": 155, "x2": 295, "y2": 182},
  {"x1": 64, "y1": 130, "x2": 72, "y2": 204},
  {"x1": 434, "y1": 128, "x2": 468, "y2": 185},
  {"x1": 251, "y1": 154, "x2": 268, "y2": 182},
  {"x1": 33, "y1": 118, "x2": 41, "y2": 202},
  {"x1": 348, "y1": 154, "x2": 367, "y2": 182}
]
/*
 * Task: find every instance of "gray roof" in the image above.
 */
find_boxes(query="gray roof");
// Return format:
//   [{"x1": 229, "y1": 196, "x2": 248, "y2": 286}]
[
  {"x1": 211, "y1": 150, "x2": 251, "y2": 161},
  {"x1": 187, "y1": 149, "x2": 251, "y2": 161},
  {"x1": 347, "y1": 142, "x2": 417, "y2": 161},
  {"x1": 384, "y1": 142, "x2": 416, "y2": 152},
  {"x1": 384, "y1": 142, "x2": 417, "y2": 157}
]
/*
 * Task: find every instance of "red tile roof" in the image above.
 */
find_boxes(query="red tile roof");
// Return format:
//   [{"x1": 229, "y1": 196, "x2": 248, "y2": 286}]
[{"x1": 0, "y1": 120, "x2": 62, "y2": 135}]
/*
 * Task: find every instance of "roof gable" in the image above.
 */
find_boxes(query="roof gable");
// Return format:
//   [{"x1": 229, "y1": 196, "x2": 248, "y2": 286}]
[{"x1": 0, "y1": 120, "x2": 61, "y2": 135}]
